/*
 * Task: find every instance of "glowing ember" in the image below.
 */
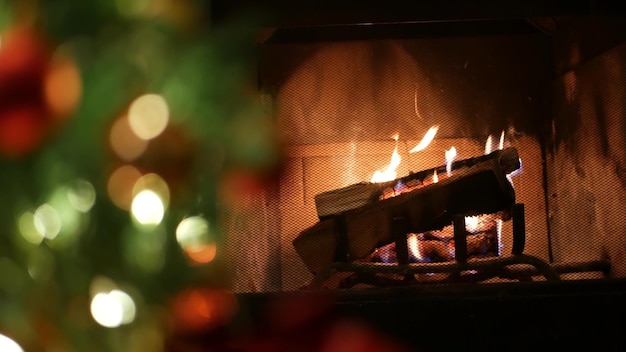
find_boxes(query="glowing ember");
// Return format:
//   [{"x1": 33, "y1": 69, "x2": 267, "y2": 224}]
[
  {"x1": 371, "y1": 134, "x2": 401, "y2": 183},
  {"x1": 409, "y1": 126, "x2": 438, "y2": 153},
  {"x1": 445, "y1": 147, "x2": 457, "y2": 177}
]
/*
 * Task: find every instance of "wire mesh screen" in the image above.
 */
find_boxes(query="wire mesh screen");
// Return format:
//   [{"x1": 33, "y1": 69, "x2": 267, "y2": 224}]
[
  {"x1": 221, "y1": 33, "x2": 619, "y2": 292},
  {"x1": 549, "y1": 41, "x2": 626, "y2": 277}
]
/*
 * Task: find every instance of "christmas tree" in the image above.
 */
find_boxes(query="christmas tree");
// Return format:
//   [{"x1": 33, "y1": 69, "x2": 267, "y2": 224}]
[{"x1": 0, "y1": 0, "x2": 281, "y2": 350}]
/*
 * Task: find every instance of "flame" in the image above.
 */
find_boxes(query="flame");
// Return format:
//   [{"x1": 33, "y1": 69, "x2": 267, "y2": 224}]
[
  {"x1": 371, "y1": 134, "x2": 401, "y2": 183},
  {"x1": 485, "y1": 130, "x2": 505, "y2": 155},
  {"x1": 432, "y1": 169, "x2": 438, "y2": 183},
  {"x1": 465, "y1": 216, "x2": 479, "y2": 233},
  {"x1": 407, "y1": 233, "x2": 422, "y2": 261},
  {"x1": 409, "y1": 126, "x2": 438, "y2": 153},
  {"x1": 445, "y1": 147, "x2": 457, "y2": 177},
  {"x1": 496, "y1": 218, "x2": 503, "y2": 256}
]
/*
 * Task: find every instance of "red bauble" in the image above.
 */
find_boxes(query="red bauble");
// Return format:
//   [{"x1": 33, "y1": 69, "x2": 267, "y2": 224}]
[
  {"x1": 0, "y1": 106, "x2": 47, "y2": 157},
  {"x1": 0, "y1": 25, "x2": 80, "y2": 158}
]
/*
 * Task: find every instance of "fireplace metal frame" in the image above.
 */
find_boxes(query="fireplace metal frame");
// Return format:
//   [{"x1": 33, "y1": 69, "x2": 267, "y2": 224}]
[{"x1": 308, "y1": 203, "x2": 610, "y2": 289}]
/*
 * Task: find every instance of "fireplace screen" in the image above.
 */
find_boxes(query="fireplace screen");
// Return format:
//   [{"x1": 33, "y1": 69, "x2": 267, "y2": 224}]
[{"x1": 222, "y1": 23, "x2": 623, "y2": 292}]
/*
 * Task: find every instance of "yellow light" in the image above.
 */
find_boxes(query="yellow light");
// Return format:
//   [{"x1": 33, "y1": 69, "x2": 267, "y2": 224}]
[
  {"x1": 110, "y1": 115, "x2": 148, "y2": 161},
  {"x1": 18, "y1": 211, "x2": 44, "y2": 245},
  {"x1": 110, "y1": 289, "x2": 137, "y2": 325},
  {"x1": 89, "y1": 277, "x2": 137, "y2": 328},
  {"x1": 176, "y1": 216, "x2": 209, "y2": 247},
  {"x1": 128, "y1": 94, "x2": 169, "y2": 140},
  {"x1": 133, "y1": 173, "x2": 170, "y2": 209},
  {"x1": 67, "y1": 179, "x2": 96, "y2": 213},
  {"x1": 0, "y1": 333, "x2": 23, "y2": 352},
  {"x1": 34, "y1": 204, "x2": 61, "y2": 240},
  {"x1": 176, "y1": 216, "x2": 217, "y2": 264},
  {"x1": 91, "y1": 292, "x2": 124, "y2": 328},
  {"x1": 131, "y1": 190, "x2": 164, "y2": 226}
]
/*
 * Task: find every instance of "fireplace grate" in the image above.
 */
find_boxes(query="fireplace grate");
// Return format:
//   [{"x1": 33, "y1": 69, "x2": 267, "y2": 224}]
[{"x1": 307, "y1": 204, "x2": 610, "y2": 289}]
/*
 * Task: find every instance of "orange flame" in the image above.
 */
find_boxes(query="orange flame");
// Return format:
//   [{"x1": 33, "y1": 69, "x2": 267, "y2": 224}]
[
  {"x1": 371, "y1": 134, "x2": 401, "y2": 183},
  {"x1": 409, "y1": 126, "x2": 438, "y2": 153},
  {"x1": 485, "y1": 135, "x2": 493, "y2": 154},
  {"x1": 432, "y1": 169, "x2": 438, "y2": 183}
]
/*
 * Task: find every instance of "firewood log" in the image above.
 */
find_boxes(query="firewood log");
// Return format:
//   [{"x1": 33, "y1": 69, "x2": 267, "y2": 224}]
[{"x1": 294, "y1": 148, "x2": 519, "y2": 274}]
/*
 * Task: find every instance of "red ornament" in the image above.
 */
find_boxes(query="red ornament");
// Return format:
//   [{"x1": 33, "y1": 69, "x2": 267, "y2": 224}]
[{"x1": 0, "y1": 25, "x2": 81, "y2": 158}]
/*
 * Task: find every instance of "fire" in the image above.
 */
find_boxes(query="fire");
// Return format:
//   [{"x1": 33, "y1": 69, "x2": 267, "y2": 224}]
[
  {"x1": 409, "y1": 126, "x2": 438, "y2": 153},
  {"x1": 465, "y1": 215, "x2": 479, "y2": 233},
  {"x1": 407, "y1": 233, "x2": 422, "y2": 261},
  {"x1": 485, "y1": 130, "x2": 506, "y2": 155},
  {"x1": 432, "y1": 169, "x2": 438, "y2": 183},
  {"x1": 371, "y1": 134, "x2": 401, "y2": 183},
  {"x1": 485, "y1": 130, "x2": 522, "y2": 186},
  {"x1": 445, "y1": 146, "x2": 457, "y2": 177}
]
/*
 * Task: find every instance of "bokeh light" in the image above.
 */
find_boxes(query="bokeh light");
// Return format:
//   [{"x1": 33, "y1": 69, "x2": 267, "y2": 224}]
[
  {"x1": 0, "y1": 333, "x2": 23, "y2": 352},
  {"x1": 18, "y1": 211, "x2": 44, "y2": 245},
  {"x1": 175, "y1": 216, "x2": 216, "y2": 264},
  {"x1": 108, "y1": 165, "x2": 142, "y2": 211},
  {"x1": 175, "y1": 216, "x2": 209, "y2": 247},
  {"x1": 110, "y1": 115, "x2": 148, "y2": 161},
  {"x1": 44, "y1": 185, "x2": 88, "y2": 248},
  {"x1": 33, "y1": 203, "x2": 61, "y2": 240},
  {"x1": 172, "y1": 288, "x2": 238, "y2": 333},
  {"x1": 67, "y1": 179, "x2": 96, "y2": 213},
  {"x1": 44, "y1": 53, "x2": 82, "y2": 119},
  {"x1": 89, "y1": 277, "x2": 137, "y2": 328},
  {"x1": 128, "y1": 94, "x2": 169, "y2": 140},
  {"x1": 91, "y1": 292, "x2": 124, "y2": 328},
  {"x1": 110, "y1": 289, "x2": 137, "y2": 325},
  {"x1": 131, "y1": 190, "x2": 164, "y2": 226},
  {"x1": 185, "y1": 244, "x2": 217, "y2": 265},
  {"x1": 133, "y1": 173, "x2": 170, "y2": 208}
]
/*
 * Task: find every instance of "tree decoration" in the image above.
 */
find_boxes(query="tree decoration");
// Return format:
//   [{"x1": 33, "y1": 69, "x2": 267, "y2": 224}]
[{"x1": 0, "y1": 0, "x2": 281, "y2": 351}]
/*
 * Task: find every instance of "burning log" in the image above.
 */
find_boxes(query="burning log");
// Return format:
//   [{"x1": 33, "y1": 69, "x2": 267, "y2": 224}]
[
  {"x1": 314, "y1": 147, "x2": 520, "y2": 219},
  {"x1": 293, "y1": 148, "x2": 520, "y2": 274}
]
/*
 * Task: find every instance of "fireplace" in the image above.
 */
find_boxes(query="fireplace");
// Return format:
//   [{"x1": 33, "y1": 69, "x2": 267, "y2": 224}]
[
  {"x1": 212, "y1": 2, "x2": 626, "y2": 293},
  {"x1": 170, "y1": 2, "x2": 626, "y2": 350}
]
